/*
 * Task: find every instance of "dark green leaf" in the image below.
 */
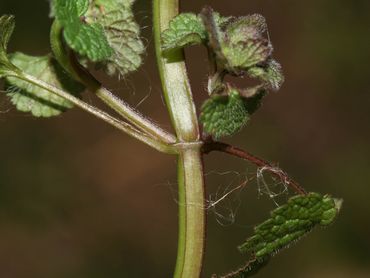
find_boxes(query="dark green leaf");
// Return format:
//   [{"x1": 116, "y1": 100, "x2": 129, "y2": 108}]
[
  {"x1": 200, "y1": 90, "x2": 249, "y2": 139},
  {"x1": 53, "y1": 0, "x2": 113, "y2": 62},
  {"x1": 86, "y1": 0, "x2": 145, "y2": 76},
  {"x1": 235, "y1": 193, "x2": 341, "y2": 276}
]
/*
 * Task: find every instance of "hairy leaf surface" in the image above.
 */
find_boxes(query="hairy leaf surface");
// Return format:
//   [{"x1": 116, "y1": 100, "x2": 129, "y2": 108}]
[
  {"x1": 200, "y1": 90, "x2": 249, "y2": 139},
  {"x1": 53, "y1": 0, "x2": 113, "y2": 62},
  {"x1": 161, "y1": 13, "x2": 206, "y2": 51},
  {"x1": 161, "y1": 12, "x2": 230, "y2": 52},
  {"x1": 86, "y1": 0, "x2": 145, "y2": 76},
  {"x1": 248, "y1": 60, "x2": 284, "y2": 91},
  {"x1": 231, "y1": 193, "x2": 342, "y2": 277}
]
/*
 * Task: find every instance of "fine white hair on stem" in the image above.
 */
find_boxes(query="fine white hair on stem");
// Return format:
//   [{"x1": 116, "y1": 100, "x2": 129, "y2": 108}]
[
  {"x1": 256, "y1": 166, "x2": 289, "y2": 206},
  {"x1": 205, "y1": 170, "x2": 252, "y2": 226}
]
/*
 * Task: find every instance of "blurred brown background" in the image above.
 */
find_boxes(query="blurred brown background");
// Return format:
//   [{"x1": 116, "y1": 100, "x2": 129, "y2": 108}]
[{"x1": 0, "y1": 0, "x2": 369, "y2": 277}]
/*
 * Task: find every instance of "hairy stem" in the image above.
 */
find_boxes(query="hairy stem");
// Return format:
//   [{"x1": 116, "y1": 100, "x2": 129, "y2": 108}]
[
  {"x1": 176, "y1": 145, "x2": 206, "y2": 278},
  {"x1": 153, "y1": 0, "x2": 206, "y2": 277},
  {"x1": 12, "y1": 72, "x2": 176, "y2": 154},
  {"x1": 203, "y1": 141, "x2": 307, "y2": 195},
  {"x1": 153, "y1": 0, "x2": 199, "y2": 142},
  {"x1": 95, "y1": 86, "x2": 177, "y2": 144},
  {"x1": 50, "y1": 20, "x2": 176, "y2": 145}
]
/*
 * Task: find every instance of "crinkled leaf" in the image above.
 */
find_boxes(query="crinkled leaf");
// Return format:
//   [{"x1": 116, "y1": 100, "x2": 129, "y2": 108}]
[
  {"x1": 200, "y1": 8, "x2": 273, "y2": 75},
  {"x1": 221, "y1": 38, "x2": 272, "y2": 73},
  {"x1": 162, "y1": 11, "x2": 230, "y2": 52},
  {"x1": 0, "y1": 15, "x2": 19, "y2": 77},
  {"x1": 161, "y1": 13, "x2": 206, "y2": 52},
  {"x1": 226, "y1": 14, "x2": 267, "y2": 45},
  {"x1": 200, "y1": 90, "x2": 249, "y2": 139},
  {"x1": 248, "y1": 60, "x2": 284, "y2": 91},
  {"x1": 5, "y1": 53, "x2": 84, "y2": 117},
  {"x1": 234, "y1": 193, "x2": 341, "y2": 276},
  {"x1": 53, "y1": 0, "x2": 113, "y2": 62},
  {"x1": 86, "y1": 0, "x2": 145, "y2": 76}
]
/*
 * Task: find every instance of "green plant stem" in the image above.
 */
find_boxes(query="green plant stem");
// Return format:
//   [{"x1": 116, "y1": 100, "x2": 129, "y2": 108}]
[
  {"x1": 153, "y1": 1, "x2": 206, "y2": 277},
  {"x1": 153, "y1": 0, "x2": 199, "y2": 142},
  {"x1": 176, "y1": 144, "x2": 205, "y2": 278},
  {"x1": 95, "y1": 86, "x2": 177, "y2": 144},
  {"x1": 50, "y1": 20, "x2": 176, "y2": 145},
  {"x1": 12, "y1": 72, "x2": 176, "y2": 154}
]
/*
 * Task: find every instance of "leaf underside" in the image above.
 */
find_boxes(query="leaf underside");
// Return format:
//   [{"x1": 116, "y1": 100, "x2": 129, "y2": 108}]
[{"x1": 5, "y1": 53, "x2": 84, "y2": 117}]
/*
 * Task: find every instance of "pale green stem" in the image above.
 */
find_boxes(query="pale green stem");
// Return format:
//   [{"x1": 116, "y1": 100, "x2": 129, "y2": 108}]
[
  {"x1": 175, "y1": 144, "x2": 206, "y2": 278},
  {"x1": 153, "y1": 1, "x2": 199, "y2": 142},
  {"x1": 153, "y1": 0, "x2": 206, "y2": 277},
  {"x1": 94, "y1": 86, "x2": 177, "y2": 144},
  {"x1": 12, "y1": 72, "x2": 176, "y2": 154},
  {"x1": 50, "y1": 20, "x2": 176, "y2": 145}
]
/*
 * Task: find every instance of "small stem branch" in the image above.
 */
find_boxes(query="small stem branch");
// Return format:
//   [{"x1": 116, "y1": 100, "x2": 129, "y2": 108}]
[
  {"x1": 50, "y1": 20, "x2": 176, "y2": 145},
  {"x1": 94, "y1": 85, "x2": 177, "y2": 144},
  {"x1": 70, "y1": 56, "x2": 177, "y2": 145},
  {"x1": 14, "y1": 72, "x2": 176, "y2": 154},
  {"x1": 69, "y1": 57, "x2": 177, "y2": 144},
  {"x1": 203, "y1": 141, "x2": 307, "y2": 195}
]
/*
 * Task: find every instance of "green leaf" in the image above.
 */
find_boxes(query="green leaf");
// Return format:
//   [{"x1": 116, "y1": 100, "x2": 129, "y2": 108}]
[
  {"x1": 226, "y1": 14, "x2": 267, "y2": 45},
  {"x1": 5, "y1": 53, "x2": 84, "y2": 117},
  {"x1": 53, "y1": 0, "x2": 113, "y2": 62},
  {"x1": 248, "y1": 60, "x2": 284, "y2": 91},
  {"x1": 86, "y1": 0, "x2": 145, "y2": 76},
  {"x1": 200, "y1": 90, "x2": 249, "y2": 139},
  {"x1": 223, "y1": 14, "x2": 271, "y2": 71},
  {"x1": 161, "y1": 11, "x2": 231, "y2": 52},
  {"x1": 200, "y1": 8, "x2": 272, "y2": 75},
  {"x1": 161, "y1": 13, "x2": 206, "y2": 52},
  {"x1": 234, "y1": 193, "x2": 341, "y2": 276},
  {"x1": 221, "y1": 38, "x2": 272, "y2": 73},
  {"x1": 0, "y1": 15, "x2": 19, "y2": 77}
]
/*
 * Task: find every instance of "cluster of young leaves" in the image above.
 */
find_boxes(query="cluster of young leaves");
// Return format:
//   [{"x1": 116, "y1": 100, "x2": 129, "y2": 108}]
[
  {"x1": 217, "y1": 193, "x2": 342, "y2": 277},
  {"x1": 0, "y1": 0, "x2": 144, "y2": 117},
  {"x1": 161, "y1": 7, "x2": 284, "y2": 139}
]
